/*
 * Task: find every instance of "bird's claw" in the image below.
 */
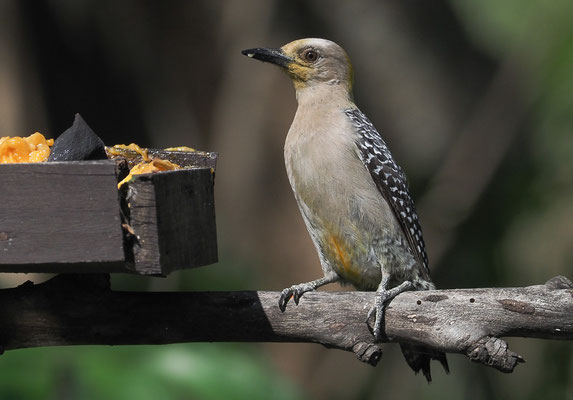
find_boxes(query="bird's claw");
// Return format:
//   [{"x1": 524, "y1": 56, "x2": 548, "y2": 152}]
[
  {"x1": 278, "y1": 288, "x2": 291, "y2": 312},
  {"x1": 293, "y1": 290, "x2": 300, "y2": 305},
  {"x1": 279, "y1": 287, "x2": 300, "y2": 312},
  {"x1": 366, "y1": 280, "x2": 414, "y2": 340},
  {"x1": 279, "y1": 284, "x2": 308, "y2": 312}
]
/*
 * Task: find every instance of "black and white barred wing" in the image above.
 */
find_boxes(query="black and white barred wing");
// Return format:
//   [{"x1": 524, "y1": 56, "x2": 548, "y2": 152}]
[{"x1": 345, "y1": 108, "x2": 429, "y2": 274}]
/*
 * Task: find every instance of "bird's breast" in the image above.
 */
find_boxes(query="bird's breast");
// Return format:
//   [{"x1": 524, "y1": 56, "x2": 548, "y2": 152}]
[{"x1": 283, "y1": 109, "x2": 407, "y2": 289}]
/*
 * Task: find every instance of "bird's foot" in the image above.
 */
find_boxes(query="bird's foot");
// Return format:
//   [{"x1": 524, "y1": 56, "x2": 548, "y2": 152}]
[
  {"x1": 279, "y1": 282, "x2": 316, "y2": 312},
  {"x1": 367, "y1": 280, "x2": 414, "y2": 340},
  {"x1": 278, "y1": 274, "x2": 340, "y2": 312}
]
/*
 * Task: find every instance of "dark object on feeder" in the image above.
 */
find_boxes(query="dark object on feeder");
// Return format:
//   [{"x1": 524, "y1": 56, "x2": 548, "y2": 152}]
[{"x1": 48, "y1": 114, "x2": 107, "y2": 161}]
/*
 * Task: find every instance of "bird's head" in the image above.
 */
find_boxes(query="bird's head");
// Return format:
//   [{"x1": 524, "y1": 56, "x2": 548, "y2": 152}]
[{"x1": 242, "y1": 38, "x2": 354, "y2": 94}]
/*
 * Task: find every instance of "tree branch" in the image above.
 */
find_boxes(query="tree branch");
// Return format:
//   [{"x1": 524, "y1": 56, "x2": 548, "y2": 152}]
[{"x1": 1, "y1": 274, "x2": 572, "y2": 372}]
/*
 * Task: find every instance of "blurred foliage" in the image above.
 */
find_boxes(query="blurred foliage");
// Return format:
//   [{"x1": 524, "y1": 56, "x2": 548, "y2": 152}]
[
  {"x1": 0, "y1": 344, "x2": 303, "y2": 400},
  {"x1": 453, "y1": 0, "x2": 573, "y2": 187},
  {"x1": 450, "y1": 0, "x2": 573, "y2": 286}
]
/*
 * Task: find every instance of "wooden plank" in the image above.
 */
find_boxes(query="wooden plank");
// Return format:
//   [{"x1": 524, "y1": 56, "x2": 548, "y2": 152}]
[
  {"x1": 0, "y1": 156, "x2": 217, "y2": 274},
  {"x1": 0, "y1": 161, "x2": 125, "y2": 272},
  {"x1": 125, "y1": 175, "x2": 161, "y2": 274},
  {"x1": 155, "y1": 168, "x2": 217, "y2": 272},
  {"x1": 126, "y1": 168, "x2": 217, "y2": 275},
  {"x1": 147, "y1": 149, "x2": 217, "y2": 170},
  {"x1": 106, "y1": 147, "x2": 217, "y2": 170}
]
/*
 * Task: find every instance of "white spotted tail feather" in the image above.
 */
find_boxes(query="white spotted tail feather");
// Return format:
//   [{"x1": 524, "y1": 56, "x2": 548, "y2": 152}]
[{"x1": 346, "y1": 108, "x2": 430, "y2": 275}]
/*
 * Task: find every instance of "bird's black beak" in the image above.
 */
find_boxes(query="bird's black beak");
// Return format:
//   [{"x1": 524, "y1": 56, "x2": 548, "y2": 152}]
[{"x1": 241, "y1": 47, "x2": 293, "y2": 67}]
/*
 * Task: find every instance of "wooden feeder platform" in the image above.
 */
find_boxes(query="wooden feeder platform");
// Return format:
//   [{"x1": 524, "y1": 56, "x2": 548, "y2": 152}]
[{"x1": 0, "y1": 148, "x2": 217, "y2": 275}]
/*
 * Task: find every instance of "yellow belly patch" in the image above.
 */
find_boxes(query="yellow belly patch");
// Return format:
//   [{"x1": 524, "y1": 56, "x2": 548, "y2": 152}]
[{"x1": 326, "y1": 234, "x2": 360, "y2": 282}]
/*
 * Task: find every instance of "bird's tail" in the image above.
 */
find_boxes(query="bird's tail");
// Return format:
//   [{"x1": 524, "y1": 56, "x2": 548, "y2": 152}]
[{"x1": 400, "y1": 343, "x2": 449, "y2": 383}]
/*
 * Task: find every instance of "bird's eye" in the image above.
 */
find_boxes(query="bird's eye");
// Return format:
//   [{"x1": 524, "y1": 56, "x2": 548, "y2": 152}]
[{"x1": 302, "y1": 49, "x2": 318, "y2": 62}]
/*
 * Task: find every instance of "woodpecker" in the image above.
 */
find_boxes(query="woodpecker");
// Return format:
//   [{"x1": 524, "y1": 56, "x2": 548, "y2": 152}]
[{"x1": 242, "y1": 38, "x2": 448, "y2": 381}]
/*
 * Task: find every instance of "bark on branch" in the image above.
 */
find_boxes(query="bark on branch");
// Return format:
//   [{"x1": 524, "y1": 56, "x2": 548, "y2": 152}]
[{"x1": 1, "y1": 274, "x2": 572, "y2": 373}]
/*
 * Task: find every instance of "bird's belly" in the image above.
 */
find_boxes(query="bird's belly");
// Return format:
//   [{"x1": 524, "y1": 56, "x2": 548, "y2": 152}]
[
  {"x1": 295, "y1": 188, "x2": 411, "y2": 291},
  {"x1": 285, "y1": 128, "x2": 418, "y2": 290},
  {"x1": 320, "y1": 230, "x2": 382, "y2": 290},
  {"x1": 293, "y1": 177, "x2": 419, "y2": 290}
]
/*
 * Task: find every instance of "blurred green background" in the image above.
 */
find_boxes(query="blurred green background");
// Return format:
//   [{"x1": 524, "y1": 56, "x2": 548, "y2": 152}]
[{"x1": 1, "y1": 0, "x2": 573, "y2": 399}]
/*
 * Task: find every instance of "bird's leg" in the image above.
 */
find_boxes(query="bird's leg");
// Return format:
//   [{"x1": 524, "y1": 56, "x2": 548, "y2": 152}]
[
  {"x1": 279, "y1": 272, "x2": 340, "y2": 312},
  {"x1": 367, "y1": 274, "x2": 414, "y2": 340}
]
